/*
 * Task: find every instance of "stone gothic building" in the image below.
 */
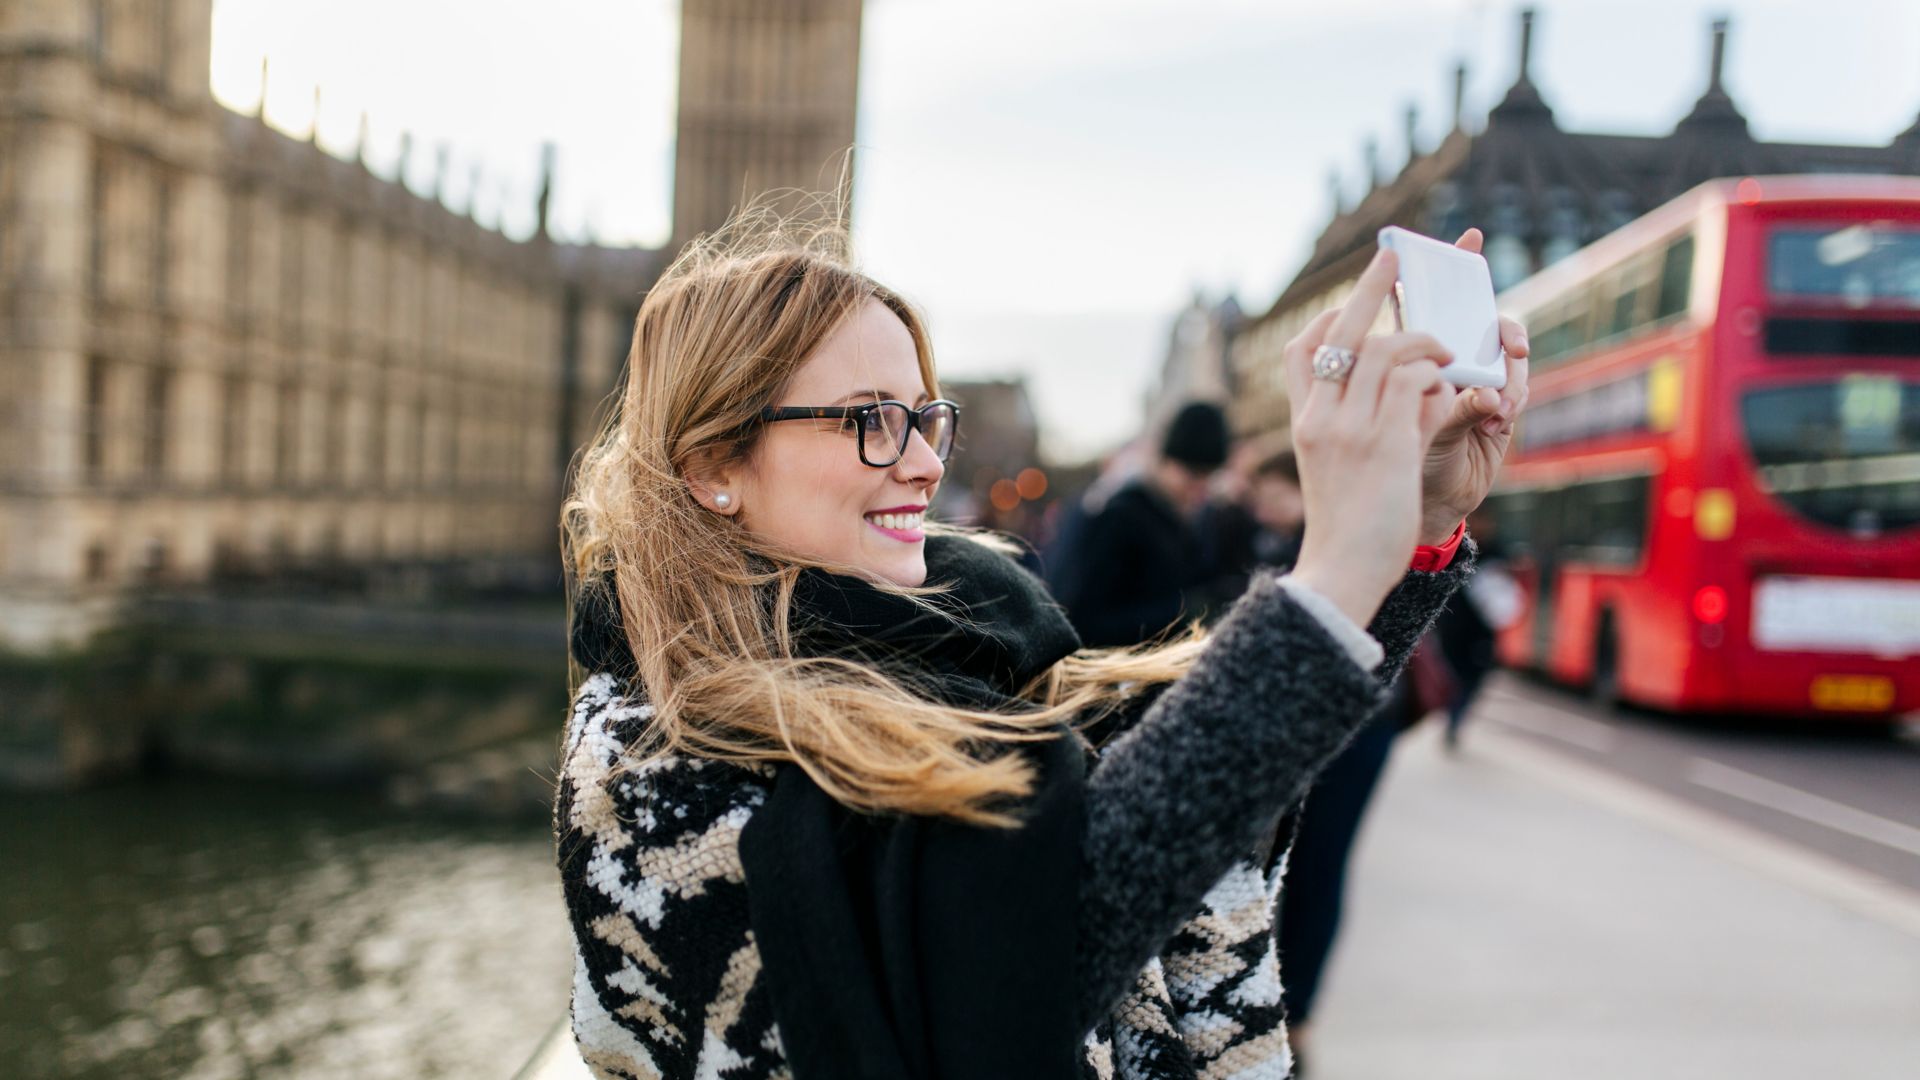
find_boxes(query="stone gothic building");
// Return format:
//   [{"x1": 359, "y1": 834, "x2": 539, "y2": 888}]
[
  {"x1": 0, "y1": 0, "x2": 864, "y2": 650},
  {"x1": 1228, "y1": 9, "x2": 1920, "y2": 437}
]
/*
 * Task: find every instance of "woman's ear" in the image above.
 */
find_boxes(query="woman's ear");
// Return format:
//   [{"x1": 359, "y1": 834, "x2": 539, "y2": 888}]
[{"x1": 684, "y1": 449, "x2": 745, "y2": 517}]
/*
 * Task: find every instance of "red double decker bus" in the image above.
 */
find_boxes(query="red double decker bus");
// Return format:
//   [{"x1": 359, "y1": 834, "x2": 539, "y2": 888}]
[{"x1": 1489, "y1": 176, "x2": 1920, "y2": 719}]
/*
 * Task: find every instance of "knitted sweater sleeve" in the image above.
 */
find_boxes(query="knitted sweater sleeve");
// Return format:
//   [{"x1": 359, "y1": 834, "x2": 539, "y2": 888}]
[{"x1": 1074, "y1": 554, "x2": 1471, "y2": 1031}]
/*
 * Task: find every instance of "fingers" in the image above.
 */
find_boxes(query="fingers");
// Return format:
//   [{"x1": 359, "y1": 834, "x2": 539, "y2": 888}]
[
  {"x1": 1344, "y1": 332, "x2": 1452, "y2": 419},
  {"x1": 1498, "y1": 315, "x2": 1529, "y2": 359},
  {"x1": 1444, "y1": 384, "x2": 1504, "y2": 437},
  {"x1": 1418, "y1": 375, "x2": 1456, "y2": 444},
  {"x1": 1378, "y1": 359, "x2": 1448, "y2": 432},
  {"x1": 1303, "y1": 249, "x2": 1395, "y2": 416},
  {"x1": 1321, "y1": 249, "x2": 1399, "y2": 354},
  {"x1": 1453, "y1": 227, "x2": 1485, "y2": 255},
  {"x1": 1497, "y1": 316, "x2": 1531, "y2": 423},
  {"x1": 1280, "y1": 308, "x2": 1342, "y2": 409}
]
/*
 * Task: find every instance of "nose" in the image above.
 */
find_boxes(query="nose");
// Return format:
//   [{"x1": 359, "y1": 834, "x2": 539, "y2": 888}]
[{"x1": 892, "y1": 426, "x2": 945, "y2": 488}]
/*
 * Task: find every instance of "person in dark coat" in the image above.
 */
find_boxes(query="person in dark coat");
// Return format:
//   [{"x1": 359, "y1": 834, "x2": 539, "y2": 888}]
[{"x1": 1047, "y1": 401, "x2": 1233, "y2": 647}]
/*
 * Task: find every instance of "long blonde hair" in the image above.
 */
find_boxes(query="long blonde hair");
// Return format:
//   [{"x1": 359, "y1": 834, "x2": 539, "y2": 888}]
[{"x1": 561, "y1": 215, "x2": 1203, "y2": 826}]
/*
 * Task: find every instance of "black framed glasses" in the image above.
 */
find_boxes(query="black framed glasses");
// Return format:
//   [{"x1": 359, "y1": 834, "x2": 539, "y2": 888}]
[{"x1": 758, "y1": 399, "x2": 961, "y2": 468}]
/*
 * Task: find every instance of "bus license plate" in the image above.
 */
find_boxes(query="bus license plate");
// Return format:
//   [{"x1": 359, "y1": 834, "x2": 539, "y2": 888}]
[{"x1": 1809, "y1": 675, "x2": 1895, "y2": 712}]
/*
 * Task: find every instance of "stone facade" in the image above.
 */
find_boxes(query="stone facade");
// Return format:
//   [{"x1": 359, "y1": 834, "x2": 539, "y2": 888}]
[{"x1": 0, "y1": 0, "x2": 864, "y2": 651}]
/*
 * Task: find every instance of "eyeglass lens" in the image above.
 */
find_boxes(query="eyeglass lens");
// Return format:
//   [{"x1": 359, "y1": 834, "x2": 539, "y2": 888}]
[{"x1": 863, "y1": 403, "x2": 956, "y2": 466}]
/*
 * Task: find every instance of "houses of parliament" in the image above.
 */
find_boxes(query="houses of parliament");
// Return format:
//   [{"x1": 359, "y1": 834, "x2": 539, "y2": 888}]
[{"x1": 0, "y1": 0, "x2": 863, "y2": 650}]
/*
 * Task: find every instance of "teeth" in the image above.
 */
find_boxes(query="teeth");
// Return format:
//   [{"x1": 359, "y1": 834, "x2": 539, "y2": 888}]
[{"x1": 869, "y1": 512, "x2": 923, "y2": 532}]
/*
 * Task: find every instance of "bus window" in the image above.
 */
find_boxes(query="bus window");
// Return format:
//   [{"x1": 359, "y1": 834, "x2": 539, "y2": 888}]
[
  {"x1": 1768, "y1": 224, "x2": 1920, "y2": 307},
  {"x1": 1486, "y1": 489, "x2": 1539, "y2": 554},
  {"x1": 1489, "y1": 479, "x2": 1649, "y2": 565},
  {"x1": 1583, "y1": 474, "x2": 1653, "y2": 563},
  {"x1": 1741, "y1": 379, "x2": 1920, "y2": 532},
  {"x1": 1603, "y1": 261, "x2": 1657, "y2": 341},
  {"x1": 1655, "y1": 233, "x2": 1694, "y2": 320}
]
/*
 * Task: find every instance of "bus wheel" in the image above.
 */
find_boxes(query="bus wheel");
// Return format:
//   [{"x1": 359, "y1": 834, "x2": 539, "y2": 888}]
[{"x1": 1591, "y1": 611, "x2": 1622, "y2": 711}]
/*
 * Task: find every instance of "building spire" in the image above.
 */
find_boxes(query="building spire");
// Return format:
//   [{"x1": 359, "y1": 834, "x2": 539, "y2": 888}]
[
  {"x1": 396, "y1": 132, "x2": 414, "y2": 188},
  {"x1": 356, "y1": 112, "x2": 371, "y2": 167},
  {"x1": 1452, "y1": 61, "x2": 1468, "y2": 132},
  {"x1": 1707, "y1": 16, "x2": 1728, "y2": 93},
  {"x1": 256, "y1": 56, "x2": 269, "y2": 120},
  {"x1": 308, "y1": 84, "x2": 322, "y2": 145},
  {"x1": 1364, "y1": 137, "x2": 1381, "y2": 190},
  {"x1": 433, "y1": 144, "x2": 452, "y2": 204},
  {"x1": 1518, "y1": 8, "x2": 1535, "y2": 82},
  {"x1": 1328, "y1": 167, "x2": 1345, "y2": 218},
  {"x1": 1404, "y1": 103, "x2": 1421, "y2": 165},
  {"x1": 535, "y1": 143, "x2": 557, "y2": 242},
  {"x1": 468, "y1": 162, "x2": 485, "y2": 221},
  {"x1": 1489, "y1": 8, "x2": 1555, "y2": 126},
  {"x1": 1676, "y1": 17, "x2": 1749, "y2": 135}
]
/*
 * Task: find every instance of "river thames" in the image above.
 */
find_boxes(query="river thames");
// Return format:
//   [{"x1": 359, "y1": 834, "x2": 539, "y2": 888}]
[{"x1": 1, "y1": 779, "x2": 570, "y2": 1079}]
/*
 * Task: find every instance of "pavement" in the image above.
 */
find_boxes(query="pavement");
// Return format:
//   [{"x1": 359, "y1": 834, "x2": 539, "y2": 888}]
[{"x1": 1308, "y1": 689, "x2": 1920, "y2": 1080}]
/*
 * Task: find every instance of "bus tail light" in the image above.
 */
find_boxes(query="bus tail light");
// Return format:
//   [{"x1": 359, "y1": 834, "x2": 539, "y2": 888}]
[{"x1": 1693, "y1": 586, "x2": 1729, "y2": 624}]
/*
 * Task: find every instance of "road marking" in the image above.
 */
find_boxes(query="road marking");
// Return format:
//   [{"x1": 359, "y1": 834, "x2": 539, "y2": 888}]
[
  {"x1": 1484, "y1": 698, "x2": 1621, "y2": 753},
  {"x1": 1472, "y1": 728, "x2": 1920, "y2": 940},
  {"x1": 1687, "y1": 758, "x2": 1920, "y2": 861}
]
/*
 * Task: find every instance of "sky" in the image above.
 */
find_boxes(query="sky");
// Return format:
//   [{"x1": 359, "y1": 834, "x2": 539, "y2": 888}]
[{"x1": 208, "y1": 0, "x2": 1920, "y2": 461}]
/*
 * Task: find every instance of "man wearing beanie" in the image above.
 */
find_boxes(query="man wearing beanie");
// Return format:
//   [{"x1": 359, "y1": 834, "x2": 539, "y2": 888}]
[{"x1": 1048, "y1": 401, "x2": 1233, "y2": 648}]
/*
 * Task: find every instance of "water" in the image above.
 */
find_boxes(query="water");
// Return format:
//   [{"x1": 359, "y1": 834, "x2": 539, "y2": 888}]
[{"x1": 0, "y1": 779, "x2": 571, "y2": 1079}]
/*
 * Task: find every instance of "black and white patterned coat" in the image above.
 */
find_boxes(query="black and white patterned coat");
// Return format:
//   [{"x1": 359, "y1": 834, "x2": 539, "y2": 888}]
[{"x1": 557, "y1": 559, "x2": 1470, "y2": 1079}]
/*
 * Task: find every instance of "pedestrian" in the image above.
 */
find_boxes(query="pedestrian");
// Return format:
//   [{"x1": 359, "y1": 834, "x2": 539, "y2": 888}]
[
  {"x1": 555, "y1": 220, "x2": 1528, "y2": 1080},
  {"x1": 1435, "y1": 504, "x2": 1521, "y2": 748},
  {"x1": 1046, "y1": 401, "x2": 1234, "y2": 647}
]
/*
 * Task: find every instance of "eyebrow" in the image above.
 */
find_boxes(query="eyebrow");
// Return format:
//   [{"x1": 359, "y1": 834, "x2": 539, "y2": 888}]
[{"x1": 830, "y1": 389, "x2": 932, "y2": 406}]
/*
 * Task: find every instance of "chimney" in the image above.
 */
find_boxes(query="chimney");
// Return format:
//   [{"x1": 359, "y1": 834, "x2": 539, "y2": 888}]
[
  {"x1": 1328, "y1": 168, "x2": 1345, "y2": 217},
  {"x1": 309, "y1": 83, "x2": 322, "y2": 145},
  {"x1": 355, "y1": 112, "x2": 371, "y2": 167},
  {"x1": 1364, "y1": 138, "x2": 1381, "y2": 190},
  {"x1": 1404, "y1": 103, "x2": 1421, "y2": 164},
  {"x1": 256, "y1": 57, "x2": 269, "y2": 120}
]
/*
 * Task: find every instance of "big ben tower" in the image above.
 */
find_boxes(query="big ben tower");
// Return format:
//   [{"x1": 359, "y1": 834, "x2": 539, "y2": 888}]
[{"x1": 670, "y1": 0, "x2": 864, "y2": 247}]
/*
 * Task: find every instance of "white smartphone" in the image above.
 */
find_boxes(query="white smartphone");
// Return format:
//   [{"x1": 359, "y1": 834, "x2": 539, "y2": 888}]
[{"x1": 1376, "y1": 226, "x2": 1507, "y2": 389}]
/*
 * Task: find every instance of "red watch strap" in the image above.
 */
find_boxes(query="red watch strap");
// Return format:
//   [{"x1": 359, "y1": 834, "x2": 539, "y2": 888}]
[{"x1": 1410, "y1": 520, "x2": 1466, "y2": 572}]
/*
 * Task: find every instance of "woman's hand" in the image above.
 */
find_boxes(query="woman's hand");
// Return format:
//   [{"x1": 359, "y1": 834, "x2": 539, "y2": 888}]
[
  {"x1": 1416, "y1": 228, "x2": 1531, "y2": 543},
  {"x1": 1280, "y1": 248, "x2": 1456, "y2": 629}
]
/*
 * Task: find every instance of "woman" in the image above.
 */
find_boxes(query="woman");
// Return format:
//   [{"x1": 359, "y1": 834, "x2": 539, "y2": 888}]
[{"x1": 556, "y1": 221, "x2": 1527, "y2": 1080}]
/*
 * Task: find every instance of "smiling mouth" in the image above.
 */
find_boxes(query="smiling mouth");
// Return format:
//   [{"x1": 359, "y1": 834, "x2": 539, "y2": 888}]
[{"x1": 864, "y1": 509, "x2": 926, "y2": 537}]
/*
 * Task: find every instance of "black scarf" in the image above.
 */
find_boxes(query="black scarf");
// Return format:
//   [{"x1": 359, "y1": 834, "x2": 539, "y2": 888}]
[{"x1": 569, "y1": 534, "x2": 1089, "y2": 1080}]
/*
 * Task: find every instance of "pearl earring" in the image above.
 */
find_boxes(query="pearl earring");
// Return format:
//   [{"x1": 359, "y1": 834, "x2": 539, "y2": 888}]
[{"x1": 714, "y1": 492, "x2": 732, "y2": 509}]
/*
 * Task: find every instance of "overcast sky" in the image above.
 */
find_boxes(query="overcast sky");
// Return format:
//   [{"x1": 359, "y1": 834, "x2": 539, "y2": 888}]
[{"x1": 209, "y1": 0, "x2": 1920, "y2": 461}]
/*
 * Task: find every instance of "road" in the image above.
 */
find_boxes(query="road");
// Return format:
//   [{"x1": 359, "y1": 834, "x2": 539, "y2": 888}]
[{"x1": 1465, "y1": 673, "x2": 1920, "y2": 896}]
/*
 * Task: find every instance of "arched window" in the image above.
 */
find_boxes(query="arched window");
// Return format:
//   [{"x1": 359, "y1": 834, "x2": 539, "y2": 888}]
[
  {"x1": 1425, "y1": 181, "x2": 1466, "y2": 241},
  {"x1": 1542, "y1": 186, "x2": 1585, "y2": 266},
  {"x1": 1485, "y1": 184, "x2": 1534, "y2": 290}
]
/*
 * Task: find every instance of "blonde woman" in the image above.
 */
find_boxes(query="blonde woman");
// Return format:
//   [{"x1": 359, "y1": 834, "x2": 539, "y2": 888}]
[{"x1": 556, "y1": 222, "x2": 1527, "y2": 1080}]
